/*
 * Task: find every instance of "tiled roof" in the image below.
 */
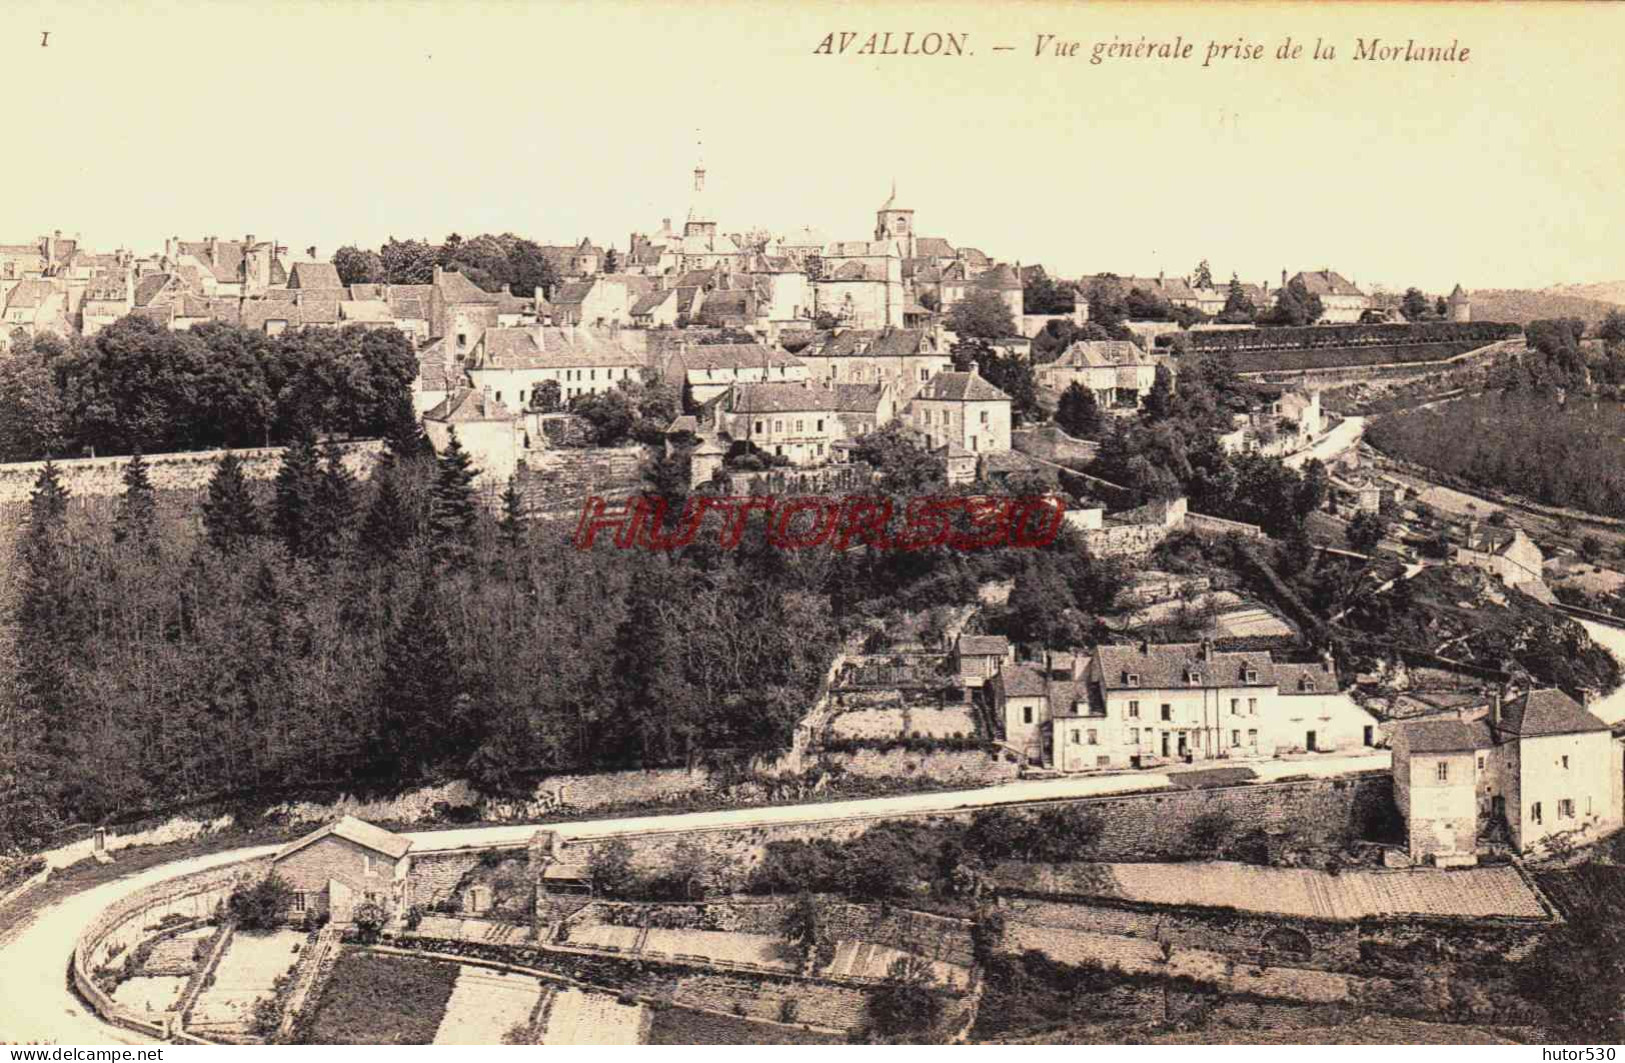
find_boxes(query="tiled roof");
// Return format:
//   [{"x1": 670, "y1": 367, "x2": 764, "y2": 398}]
[
  {"x1": 1126, "y1": 275, "x2": 1198, "y2": 300},
  {"x1": 915, "y1": 371, "x2": 1009, "y2": 403},
  {"x1": 1398, "y1": 717, "x2": 1494, "y2": 753},
  {"x1": 1462, "y1": 524, "x2": 1519, "y2": 555},
  {"x1": 418, "y1": 339, "x2": 450, "y2": 393},
  {"x1": 3, "y1": 279, "x2": 55, "y2": 310},
  {"x1": 424, "y1": 387, "x2": 516, "y2": 423},
  {"x1": 551, "y1": 280, "x2": 596, "y2": 306},
  {"x1": 1291, "y1": 270, "x2": 1365, "y2": 298},
  {"x1": 992, "y1": 861, "x2": 1549, "y2": 922},
  {"x1": 129, "y1": 305, "x2": 174, "y2": 326},
  {"x1": 133, "y1": 272, "x2": 173, "y2": 307},
  {"x1": 434, "y1": 268, "x2": 500, "y2": 304},
  {"x1": 273, "y1": 815, "x2": 413, "y2": 863},
  {"x1": 958, "y1": 634, "x2": 1009, "y2": 657},
  {"x1": 976, "y1": 264, "x2": 1022, "y2": 292},
  {"x1": 957, "y1": 248, "x2": 990, "y2": 267},
  {"x1": 1051, "y1": 340, "x2": 1153, "y2": 370},
  {"x1": 340, "y1": 299, "x2": 394, "y2": 322},
  {"x1": 833, "y1": 382, "x2": 886, "y2": 412},
  {"x1": 727, "y1": 381, "x2": 843, "y2": 414},
  {"x1": 177, "y1": 240, "x2": 247, "y2": 283},
  {"x1": 673, "y1": 343, "x2": 799, "y2": 372},
  {"x1": 997, "y1": 663, "x2": 1047, "y2": 698},
  {"x1": 697, "y1": 288, "x2": 754, "y2": 323},
  {"x1": 665, "y1": 415, "x2": 700, "y2": 435},
  {"x1": 1497, "y1": 688, "x2": 1609, "y2": 739},
  {"x1": 631, "y1": 288, "x2": 674, "y2": 316},
  {"x1": 207, "y1": 297, "x2": 242, "y2": 326},
  {"x1": 1096, "y1": 642, "x2": 1276, "y2": 692},
  {"x1": 475, "y1": 326, "x2": 645, "y2": 371},
  {"x1": 288, "y1": 261, "x2": 342, "y2": 289},
  {"x1": 915, "y1": 237, "x2": 955, "y2": 258},
  {"x1": 1275, "y1": 660, "x2": 1338, "y2": 694},
  {"x1": 806, "y1": 328, "x2": 932, "y2": 359},
  {"x1": 388, "y1": 284, "x2": 433, "y2": 321}
]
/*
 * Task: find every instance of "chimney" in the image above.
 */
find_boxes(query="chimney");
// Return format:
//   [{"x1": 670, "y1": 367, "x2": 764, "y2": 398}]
[
  {"x1": 1158, "y1": 269, "x2": 1165, "y2": 285},
  {"x1": 1200, "y1": 638, "x2": 1214, "y2": 662},
  {"x1": 246, "y1": 234, "x2": 256, "y2": 248},
  {"x1": 1490, "y1": 688, "x2": 1503, "y2": 729},
  {"x1": 1139, "y1": 637, "x2": 1151, "y2": 655},
  {"x1": 1281, "y1": 269, "x2": 1288, "y2": 288},
  {"x1": 1321, "y1": 648, "x2": 1334, "y2": 674}
]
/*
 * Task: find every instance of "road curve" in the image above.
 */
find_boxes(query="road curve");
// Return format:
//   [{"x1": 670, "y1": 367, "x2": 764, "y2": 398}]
[{"x1": 0, "y1": 753, "x2": 1389, "y2": 1043}]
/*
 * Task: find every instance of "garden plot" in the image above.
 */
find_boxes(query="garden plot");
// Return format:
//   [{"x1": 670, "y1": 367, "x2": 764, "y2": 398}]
[
  {"x1": 821, "y1": 940, "x2": 971, "y2": 990},
  {"x1": 431, "y1": 966, "x2": 545, "y2": 1045},
  {"x1": 1213, "y1": 606, "x2": 1295, "y2": 638},
  {"x1": 563, "y1": 923, "x2": 640, "y2": 951},
  {"x1": 143, "y1": 927, "x2": 211, "y2": 975},
  {"x1": 539, "y1": 988, "x2": 647, "y2": 1045},
  {"x1": 908, "y1": 705, "x2": 977, "y2": 739},
  {"x1": 640, "y1": 928, "x2": 795, "y2": 970},
  {"x1": 188, "y1": 930, "x2": 305, "y2": 1033},
  {"x1": 829, "y1": 708, "x2": 907, "y2": 740},
  {"x1": 112, "y1": 975, "x2": 187, "y2": 1016}
]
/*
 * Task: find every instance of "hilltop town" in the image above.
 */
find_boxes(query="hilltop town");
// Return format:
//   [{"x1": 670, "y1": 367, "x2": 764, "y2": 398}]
[{"x1": 3, "y1": 161, "x2": 1625, "y2": 1048}]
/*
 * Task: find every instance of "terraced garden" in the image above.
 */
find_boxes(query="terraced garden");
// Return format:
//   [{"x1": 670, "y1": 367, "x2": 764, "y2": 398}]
[{"x1": 298, "y1": 951, "x2": 459, "y2": 1044}]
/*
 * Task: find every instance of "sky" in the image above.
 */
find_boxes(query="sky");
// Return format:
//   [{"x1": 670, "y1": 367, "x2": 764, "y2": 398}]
[{"x1": 1, "y1": 0, "x2": 1621, "y2": 293}]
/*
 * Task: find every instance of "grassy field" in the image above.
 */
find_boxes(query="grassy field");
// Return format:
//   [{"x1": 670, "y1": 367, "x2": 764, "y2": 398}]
[
  {"x1": 299, "y1": 951, "x2": 459, "y2": 1045},
  {"x1": 646, "y1": 1006, "x2": 844, "y2": 1045},
  {"x1": 1231, "y1": 341, "x2": 1485, "y2": 374}
]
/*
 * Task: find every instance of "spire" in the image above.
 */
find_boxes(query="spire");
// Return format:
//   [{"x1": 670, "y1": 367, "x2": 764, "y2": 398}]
[{"x1": 881, "y1": 178, "x2": 897, "y2": 211}]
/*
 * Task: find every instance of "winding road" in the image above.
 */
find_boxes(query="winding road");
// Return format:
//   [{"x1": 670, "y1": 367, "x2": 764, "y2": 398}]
[{"x1": 0, "y1": 751, "x2": 1393, "y2": 1044}]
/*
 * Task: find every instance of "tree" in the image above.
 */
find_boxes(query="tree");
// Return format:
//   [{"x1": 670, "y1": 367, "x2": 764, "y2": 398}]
[
  {"x1": 112, "y1": 447, "x2": 156, "y2": 544},
  {"x1": 868, "y1": 956, "x2": 943, "y2": 1038},
  {"x1": 1055, "y1": 382, "x2": 1102, "y2": 439},
  {"x1": 1346, "y1": 509, "x2": 1387, "y2": 552},
  {"x1": 531, "y1": 379, "x2": 562, "y2": 413},
  {"x1": 498, "y1": 475, "x2": 527, "y2": 550},
  {"x1": 1141, "y1": 364, "x2": 1174, "y2": 421},
  {"x1": 226, "y1": 873, "x2": 294, "y2": 930},
  {"x1": 602, "y1": 248, "x2": 620, "y2": 274},
  {"x1": 429, "y1": 428, "x2": 479, "y2": 562},
  {"x1": 0, "y1": 337, "x2": 71, "y2": 462},
  {"x1": 202, "y1": 452, "x2": 262, "y2": 554},
  {"x1": 272, "y1": 434, "x2": 323, "y2": 559},
  {"x1": 331, "y1": 245, "x2": 384, "y2": 286},
  {"x1": 379, "y1": 237, "x2": 437, "y2": 284},
  {"x1": 946, "y1": 288, "x2": 1015, "y2": 341},
  {"x1": 361, "y1": 467, "x2": 416, "y2": 563},
  {"x1": 313, "y1": 440, "x2": 358, "y2": 558},
  {"x1": 1401, "y1": 287, "x2": 1432, "y2": 322},
  {"x1": 375, "y1": 580, "x2": 462, "y2": 779},
  {"x1": 1218, "y1": 273, "x2": 1256, "y2": 324},
  {"x1": 1192, "y1": 259, "x2": 1213, "y2": 290},
  {"x1": 1434, "y1": 295, "x2": 1449, "y2": 319},
  {"x1": 1599, "y1": 309, "x2": 1625, "y2": 351},
  {"x1": 1263, "y1": 279, "x2": 1323, "y2": 327},
  {"x1": 1005, "y1": 556, "x2": 1079, "y2": 647},
  {"x1": 782, "y1": 891, "x2": 822, "y2": 962},
  {"x1": 587, "y1": 839, "x2": 637, "y2": 898}
]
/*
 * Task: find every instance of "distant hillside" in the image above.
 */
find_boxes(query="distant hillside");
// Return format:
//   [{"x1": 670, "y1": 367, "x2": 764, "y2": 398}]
[
  {"x1": 1469, "y1": 288, "x2": 1621, "y2": 326},
  {"x1": 1547, "y1": 280, "x2": 1625, "y2": 306}
]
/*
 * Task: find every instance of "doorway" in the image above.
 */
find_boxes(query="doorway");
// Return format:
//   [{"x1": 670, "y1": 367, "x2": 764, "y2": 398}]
[
  {"x1": 1305, "y1": 730, "x2": 1318, "y2": 752},
  {"x1": 1161, "y1": 732, "x2": 1171, "y2": 757}
]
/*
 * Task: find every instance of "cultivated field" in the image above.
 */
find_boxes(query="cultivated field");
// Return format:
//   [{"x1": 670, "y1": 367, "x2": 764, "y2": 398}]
[
  {"x1": 539, "y1": 988, "x2": 647, "y2": 1045},
  {"x1": 641, "y1": 928, "x2": 795, "y2": 970},
  {"x1": 646, "y1": 1007, "x2": 843, "y2": 1044},
  {"x1": 431, "y1": 966, "x2": 545, "y2": 1045},
  {"x1": 188, "y1": 929, "x2": 305, "y2": 1034},
  {"x1": 299, "y1": 951, "x2": 460, "y2": 1044}
]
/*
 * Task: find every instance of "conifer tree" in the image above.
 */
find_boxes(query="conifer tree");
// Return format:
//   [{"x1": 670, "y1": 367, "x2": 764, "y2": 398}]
[
  {"x1": 382, "y1": 393, "x2": 434, "y2": 464},
  {"x1": 374, "y1": 579, "x2": 459, "y2": 779},
  {"x1": 202, "y1": 452, "x2": 261, "y2": 554},
  {"x1": 498, "y1": 474, "x2": 527, "y2": 551},
  {"x1": 313, "y1": 440, "x2": 357, "y2": 558},
  {"x1": 429, "y1": 427, "x2": 479, "y2": 562},
  {"x1": 361, "y1": 467, "x2": 415, "y2": 563},
  {"x1": 272, "y1": 434, "x2": 323, "y2": 559},
  {"x1": 113, "y1": 447, "x2": 157, "y2": 544}
]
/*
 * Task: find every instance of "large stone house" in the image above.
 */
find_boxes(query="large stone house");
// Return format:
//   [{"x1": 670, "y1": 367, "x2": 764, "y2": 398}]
[
  {"x1": 1455, "y1": 522, "x2": 1544, "y2": 592},
  {"x1": 794, "y1": 327, "x2": 952, "y2": 405},
  {"x1": 465, "y1": 325, "x2": 647, "y2": 408},
  {"x1": 269, "y1": 816, "x2": 413, "y2": 924},
  {"x1": 908, "y1": 369, "x2": 1011, "y2": 455},
  {"x1": 993, "y1": 641, "x2": 1378, "y2": 771},
  {"x1": 814, "y1": 248, "x2": 906, "y2": 330},
  {"x1": 422, "y1": 387, "x2": 525, "y2": 486},
  {"x1": 706, "y1": 381, "x2": 845, "y2": 466},
  {"x1": 1285, "y1": 269, "x2": 1370, "y2": 323},
  {"x1": 1392, "y1": 688, "x2": 1623, "y2": 862},
  {"x1": 1034, "y1": 340, "x2": 1158, "y2": 413},
  {"x1": 661, "y1": 343, "x2": 808, "y2": 406}
]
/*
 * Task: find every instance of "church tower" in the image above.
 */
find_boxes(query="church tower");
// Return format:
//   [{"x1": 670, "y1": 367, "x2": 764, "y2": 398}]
[
  {"x1": 683, "y1": 157, "x2": 716, "y2": 241},
  {"x1": 1447, "y1": 283, "x2": 1471, "y2": 323},
  {"x1": 874, "y1": 179, "x2": 916, "y2": 258}
]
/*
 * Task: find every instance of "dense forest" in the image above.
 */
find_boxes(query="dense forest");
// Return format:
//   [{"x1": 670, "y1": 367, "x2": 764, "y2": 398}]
[
  {"x1": 0, "y1": 406, "x2": 1124, "y2": 850},
  {"x1": 0, "y1": 318, "x2": 418, "y2": 463},
  {"x1": 1367, "y1": 391, "x2": 1625, "y2": 518}
]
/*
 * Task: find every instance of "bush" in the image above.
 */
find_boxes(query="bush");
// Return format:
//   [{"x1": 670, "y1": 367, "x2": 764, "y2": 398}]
[
  {"x1": 587, "y1": 839, "x2": 637, "y2": 899},
  {"x1": 227, "y1": 872, "x2": 294, "y2": 930},
  {"x1": 351, "y1": 901, "x2": 388, "y2": 944}
]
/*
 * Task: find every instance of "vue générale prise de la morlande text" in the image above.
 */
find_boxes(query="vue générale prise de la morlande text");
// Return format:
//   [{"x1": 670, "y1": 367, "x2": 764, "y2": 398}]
[{"x1": 811, "y1": 32, "x2": 1471, "y2": 67}]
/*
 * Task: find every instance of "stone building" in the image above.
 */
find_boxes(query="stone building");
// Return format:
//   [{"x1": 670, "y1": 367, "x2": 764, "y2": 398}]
[
  {"x1": 794, "y1": 327, "x2": 952, "y2": 405},
  {"x1": 269, "y1": 816, "x2": 413, "y2": 924},
  {"x1": 1455, "y1": 522, "x2": 1544, "y2": 592},
  {"x1": 908, "y1": 369, "x2": 1011, "y2": 455},
  {"x1": 661, "y1": 342, "x2": 808, "y2": 406},
  {"x1": 1034, "y1": 340, "x2": 1158, "y2": 413},
  {"x1": 1392, "y1": 688, "x2": 1623, "y2": 862},
  {"x1": 1447, "y1": 283, "x2": 1472, "y2": 323},
  {"x1": 705, "y1": 381, "x2": 845, "y2": 466},
  {"x1": 465, "y1": 325, "x2": 647, "y2": 408},
  {"x1": 422, "y1": 387, "x2": 525, "y2": 487},
  {"x1": 1284, "y1": 269, "x2": 1371, "y2": 324}
]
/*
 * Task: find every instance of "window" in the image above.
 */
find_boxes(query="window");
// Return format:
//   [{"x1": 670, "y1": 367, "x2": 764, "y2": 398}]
[
  {"x1": 1022, "y1": 706, "x2": 1033, "y2": 725},
  {"x1": 1559, "y1": 799, "x2": 1575, "y2": 819},
  {"x1": 1070, "y1": 729, "x2": 1080, "y2": 745},
  {"x1": 495, "y1": 391, "x2": 502, "y2": 403},
  {"x1": 291, "y1": 892, "x2": 307, "y2": 913},
  {"x1": 457, "y1": 333, "x2": 467, "y2": 349},
  {"x1": 1230, "y1": 698, "x2": 1240, "y2": 715},
  {"x1": 1160, "y1": 704, "x2": 1172, "y2": 721},
  {"x1": 1248, "y1": 698, "x2": 1257, "y2": 715},
  {"x1": 795, "y1": 419, "x2": 804, "y2": 432},
  {"x1": 590, "y1": 369, "x2": 596, "y2": 381},
  {"x1": 972, "y1": 437, "x2": 979, "y2": 452},
  {"x1": 981, "y1": 410, "x2": 990, "y2": 426},
  {"x1": 1245, "y1": 668, "x2": 1259, "y2": 683},
  {"x1": 816, "y1": 419, "x2": 824, "y2": 432},
  {"x1": 920, "y1": 367, "x2": 929, "y2": 381},
  {"x1": 1436, "y1": 762, "x2": 1450, "y2": 783},
  {"x1": 1531, "y1": 801, "x2": 1543, "y2": 825},
  {"x1": 754, "y1": 420, "x2": 764, "y2": 434},
  {"x1": 1477, "y1": 755, "x2": 1485, "y2": 771},
  {"x1": 1087, "y1": 729, "x2": 1098, "y2": 745},
  {"x1": 1127, "y1": 700, "x2": 1139, "y2": 718},
  {"x1": 1561, "y1": 755, "x2": 1569, "y2": 769},
  {"x1": 519, "y1": 390, "x2": 527, "y2": 405},
  {"x1": 1186, "y1": 671, "x2": 1201, "y2": 686},
  {"x1": 774, "y1": 420, "x2": 784, "y2": 433},
  {"x1": 1231, "y1": 730, "x2": 1240, "y2": 746},
  {"x1": 1248, "y1": 729, "x2": 1258, "y2": 748},
  {"x1": 1125, "y1": 673, "x2": 1140, "y2": 687},
  {"x1": 1129, "y1": 728, "x2": 1139, "y2": 744}
]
